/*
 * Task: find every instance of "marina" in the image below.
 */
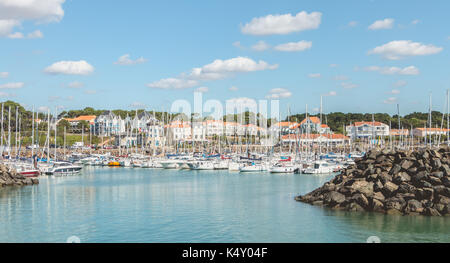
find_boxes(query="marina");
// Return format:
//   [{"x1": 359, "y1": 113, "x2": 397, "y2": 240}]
[{"x1": 1, "y1": 0, "x2": 449, "y2": 246}]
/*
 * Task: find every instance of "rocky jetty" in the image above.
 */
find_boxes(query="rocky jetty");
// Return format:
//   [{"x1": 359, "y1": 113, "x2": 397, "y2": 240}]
[
  {"x1": 296, "y1": 147, "x2": 450, "y2": 216},
  {"x1": 0, "y1": 164, "x2": 39, "y2": 187}
]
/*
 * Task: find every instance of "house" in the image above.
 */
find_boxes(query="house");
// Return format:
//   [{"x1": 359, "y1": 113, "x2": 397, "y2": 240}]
[
  {"x1": 64, "y1": 115, "x2": 97, "y2": 131},
  {"x1": 269, "y1": 122, "x2": 299, "y2": 137},
  {"x1": 165, "y1": 121, "x2": 192, "y2": 141},
  {"x1": 94, "y1": 111, "x2": 125, "y2": 136},
  {"x1": 390, "y1": 129, "x2": 410, "y2": 136},
  {"x1": 412, "y1": 128, "x2": 449, "y2": 137},
  {"x1": 345, "y1": 121, "x2": 390, "y2": 139}
]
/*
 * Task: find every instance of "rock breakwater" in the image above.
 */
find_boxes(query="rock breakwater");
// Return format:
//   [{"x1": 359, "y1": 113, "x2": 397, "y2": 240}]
[
  {"x1": 0, "y1": 164, "x2": 39, "y2": 187},
  {"x1": 296, "y1": 148, "x2": 450, "y2": 216}
]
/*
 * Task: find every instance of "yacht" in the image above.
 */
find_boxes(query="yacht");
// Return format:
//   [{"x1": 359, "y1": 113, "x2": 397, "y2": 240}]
[
  {"x1": 303, "y1": 160, "x2": 335, "y2": 174},
  {"x1": 188, "y1": 160, "x2": 215, "y2": 170},
  {"x1": 269, "y1": 163, "x2": 296, "y2": 173},
  {"x1": 44, "y1": 162, "x2": 83, "y2": 176},
  {"x1": 240, "y1": 163, "x2": 264, "y2": 172}
]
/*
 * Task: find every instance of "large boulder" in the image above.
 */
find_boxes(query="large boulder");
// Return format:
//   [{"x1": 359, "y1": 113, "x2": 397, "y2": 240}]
[{"x1": 296, "y1": 147, "x2": 450, "y2": 217}]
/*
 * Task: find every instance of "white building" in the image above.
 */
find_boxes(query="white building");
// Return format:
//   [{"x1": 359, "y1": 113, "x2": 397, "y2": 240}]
[
  {"x1": 412, "y1": 128, "x2": 449, "y2": 137},
  {"x1": 346, "y1": 121, "x2": 390, "y2": 139},
  {"x1": 95, "y1": 111, "x2": 125, "y2": 136}
]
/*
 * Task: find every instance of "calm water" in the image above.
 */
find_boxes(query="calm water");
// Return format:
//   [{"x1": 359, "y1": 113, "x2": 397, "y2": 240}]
[{"x1": 0, "y1": 167, "x2": 448, "y2": 243}]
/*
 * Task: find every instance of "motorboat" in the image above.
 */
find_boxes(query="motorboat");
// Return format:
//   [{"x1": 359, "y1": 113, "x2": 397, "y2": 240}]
[
  {"x1": 239, "y1": 163, "x2": 264, "y2": 172},
  {"x1": 44, "y1": 162, "x2": 83, "y2": 176},
  {"x1": 269, "y1": 163, "x2": 296, "y2": 173},
  {"x1": 303, "y1": 160, "x2": 336, "y2": 174}
]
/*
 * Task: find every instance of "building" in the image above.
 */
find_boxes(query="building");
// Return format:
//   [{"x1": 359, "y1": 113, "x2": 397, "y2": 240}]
[
  {"x1": 269, "y1": 122, "x2": 299, "y2": 136},
  {"x1": 64, "y1": 115, "x2": 96, "y2": 132},
  {"x1": 390, "y1": 129, "x2": 410, "y2": 136},
  {"x1": 412, "y1": 128, "x2": 449, "y2": 137},
  {"x1": 94, "y1": 111, "x2": 125, "y2": 136},
  {"x1": 345, "y1": 121, "x2": 390, "y2": 139}
]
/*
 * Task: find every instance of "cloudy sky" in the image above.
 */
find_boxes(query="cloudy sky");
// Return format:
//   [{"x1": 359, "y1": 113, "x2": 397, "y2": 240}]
[{"x1": 0, "y1": 0, "x2": 449, "y2": 116}]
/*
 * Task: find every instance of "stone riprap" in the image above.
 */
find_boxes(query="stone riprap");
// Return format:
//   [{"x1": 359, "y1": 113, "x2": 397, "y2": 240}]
[
  {"x1": 0, "y1": 164, "x2": 39, "y2": 187},
  {"x1": 296, "y1": 148, "x2": 450, "y2": 216}
]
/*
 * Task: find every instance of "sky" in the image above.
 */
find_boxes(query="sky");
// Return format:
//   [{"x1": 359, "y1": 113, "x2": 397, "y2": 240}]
[{"x1": 0, "y1": 0, "x2": 449, "y2": 118}]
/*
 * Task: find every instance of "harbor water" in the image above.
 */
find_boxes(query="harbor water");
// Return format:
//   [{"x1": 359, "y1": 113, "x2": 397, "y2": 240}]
[{"x1": 0, "y1": 167, "x2": 448, "y2": 243}]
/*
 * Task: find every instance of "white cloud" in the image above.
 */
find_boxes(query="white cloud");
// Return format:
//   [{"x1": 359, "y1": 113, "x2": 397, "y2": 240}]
[
  {"x1": 394, "y1": 80, "x2": 407, "y2": 87},
  {"x1": 199, "y1": 57, "x2": 278, "y2": 74},
  {"x1": 323, "y1": 91, "x2": 337, "y2": 96},
  {"x1": 308, "y1": 73, "x2": 321, "y2": 78},
  {"x1": 388, "y1": 89, "x2": 401, "y2": 94},
  {"x1": 368, "y1": 40, "x2": 443, "y2": 60},
  {"x1": 27, "y1": 30, "x2": 43, "y2": 39},
  {"x1": 114, "y1": 54, "x2": 147, "y2": 65},
  {"x1": 195, "y1": 86, "x2": 209, "y2": 93},
  {"x1": 190, "y1": 56, "x2": 278, "y2": 81},
  {"x1": 0, "y1": 82, "x2": 24, "y2": 89},
  {"x1": 0, "y1": 0, "x2": 65, "y2": 22},
  {"x1": 383, "y1": 97, "x2": 397, "y2": 104},
  {"x1": 229, "y1": 86, "x2": 238, "y2": 91},
  {"x1": 251, "y1": 40, "x2": 270, "y2": 51},
  {"x1": 0, "y1": 72, "x2": 9, "y2": 78},
  {"x1": 348, "y1": 21, "x2": 358, "y2": 27},
  {"x1": 329, "y1": 64, "x2": 338, "y2": 68},
  {"x1": 5, "y1": 29, "x2": 43, "y2": 39},
  {"x1": 44, "y1": 60, "x2": 94, "y2": 75},
  {"x1": 67, "y1": 81, "x2": 84, "y2": 89},
  {"x1": 0, "y1": 0, "x2": 64, "y2": 38},
  {"x1": 369, "y1": 18, "x2": 394, "y2": 30},
  {"x1": 364, "y1": 65, "x2": 420, "y2": 75},
  {"x1": 147, "y1": 78, "x2": 199, "y2": 90},
  {"x1": 341, "y1": 82, "x2": 358, "y2": 89},
  {"x1": 411, "y1": 20, "x2": 420, "y2": 25},
  {"x1": 232, "y1": 41, "x2": 243, "y2": 49},
  {"x1": 0, "y1": 91, "x2": 15, "y2": 97},
  {"x1": 274, "y1": 40, "x2": 312, "y2": 52},
  {"x1": 8, "y1": 31, "x2": 23, "y2": 39},
  {"x1": 241, "y1": 11, "x2": 322, "y2": 35},
  {"x1": 0, "y1": 19, "x2": 20, "y2": 36},
  {"x1": 148, "y1": 57, "x2": 277, "y2": 90},
  {"x1": 265, "y1": 88, "x2": 292, "y2": 99}
]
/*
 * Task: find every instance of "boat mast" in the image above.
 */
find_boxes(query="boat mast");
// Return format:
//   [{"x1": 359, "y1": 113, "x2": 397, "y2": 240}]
[
  {"x1": 54, "y1": 107, "x2": 57, "y2": 161},
  {"x1": 46, "y1": 109, "x2": 50, "y2": 163},
  {"x1": 31, "y1": 106, "x2": 34, "y2": 159},
  {"x1": 8, "y1": 106, "x2": 11, "y2": 157},
  {"x1": 447, "y1": 89, "x2": 450, "y2": 147},
  {"x1": 428, "y1": 92, "x2": 432, "y2": 148},
  {"x1": 15, "y1": 107, "x2": 18, "y2": 157},
  {"x1": 64, "y1": 126, "x2": 66, "y2": 160}
]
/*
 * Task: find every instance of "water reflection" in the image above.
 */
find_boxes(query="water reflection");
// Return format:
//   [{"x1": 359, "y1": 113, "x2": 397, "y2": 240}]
[{"x1": 0, "y1": 167, "x2": 448, "y2": 243}]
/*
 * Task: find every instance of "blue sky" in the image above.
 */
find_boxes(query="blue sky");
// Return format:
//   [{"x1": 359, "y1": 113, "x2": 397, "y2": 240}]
[{"x1": 0, "y1": 0, "x2": 449, "y2": 117}]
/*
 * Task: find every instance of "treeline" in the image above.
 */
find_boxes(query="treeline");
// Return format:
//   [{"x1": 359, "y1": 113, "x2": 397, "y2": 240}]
[
  {"x1": 2, "y1": 100, "x2": 448, "y2": 135},
  {"x1": 288, "y1": 112, "x2": 448, "y2": 134}
]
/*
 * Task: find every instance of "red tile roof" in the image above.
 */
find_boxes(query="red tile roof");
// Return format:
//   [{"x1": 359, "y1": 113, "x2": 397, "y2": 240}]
[
  {"x1": 300, "y1": 116, "x2": 321, "y2": 125},
  {"x1": 352, "y1": 121, "x2": 386, "y2": 127},
  {"x1": 65, "y1": 115, "x2": 97, "y2": 124}
]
